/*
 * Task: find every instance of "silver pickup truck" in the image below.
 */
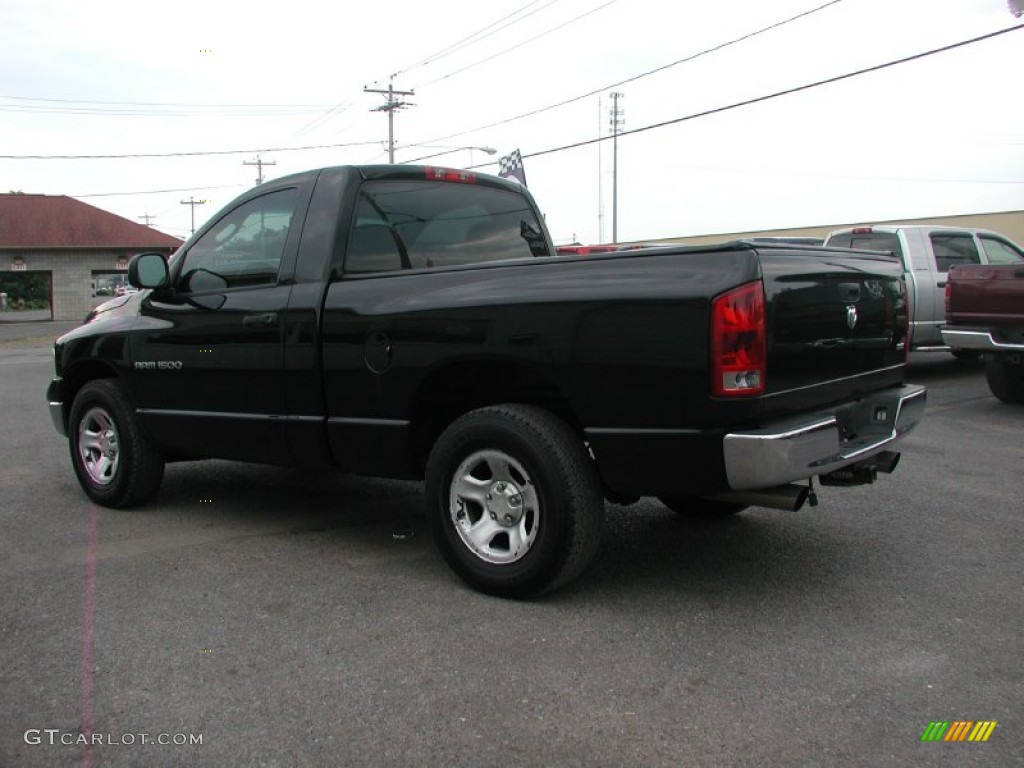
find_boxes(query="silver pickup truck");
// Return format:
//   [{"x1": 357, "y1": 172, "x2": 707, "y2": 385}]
[{"x1": 824, "y1": 225, "x2": 1024, "y2": 355}]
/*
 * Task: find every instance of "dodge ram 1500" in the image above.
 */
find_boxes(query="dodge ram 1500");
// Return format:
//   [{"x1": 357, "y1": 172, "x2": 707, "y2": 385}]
[{"x1": 47, "y1": 165, "x2": 926, "y2": 596}]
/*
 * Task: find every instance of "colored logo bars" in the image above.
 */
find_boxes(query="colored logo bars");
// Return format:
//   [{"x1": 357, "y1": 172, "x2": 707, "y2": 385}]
[{"x1": 920, "y1": 721, "x2": 997, "y2": 742}]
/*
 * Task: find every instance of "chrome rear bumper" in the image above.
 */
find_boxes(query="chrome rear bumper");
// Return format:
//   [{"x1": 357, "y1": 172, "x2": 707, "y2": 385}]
[
  {"x1": 723, "y1": 384, "x2": 926, "y2": 491},
  {"x1": 941, "y1": 328, "x2": 1024, "y2": 352}
]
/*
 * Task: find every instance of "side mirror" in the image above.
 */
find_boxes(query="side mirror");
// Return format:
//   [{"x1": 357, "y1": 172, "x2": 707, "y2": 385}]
[
  {"x1": 181, "y1": 269, "x2": 228, "y2": 310},
  {"x1": 128, "y1": 252, "x2": 170, "y2": 289}
]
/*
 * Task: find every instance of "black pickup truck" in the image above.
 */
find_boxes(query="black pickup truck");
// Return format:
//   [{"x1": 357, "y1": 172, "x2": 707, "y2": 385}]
[{"x1": 47, "y1": 165, "x2": 925, "y2": 596}]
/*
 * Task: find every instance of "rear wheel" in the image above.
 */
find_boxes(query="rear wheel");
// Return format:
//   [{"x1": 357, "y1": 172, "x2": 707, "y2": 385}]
[
  {"x1": 951, "y1": 349, "x2": 982, "y2": 363},
  {"x1": 425, "y1": 405, "x2": 603, "y2": 598},
  {"x1": 985, "y1": 355, "x2": 1024, "y2": 404},
  {"x1": 69, "y1": 379, "x2": 164, "y2": 507},
  {"x1": 659, "y1": 496, "x2": 747, "y2": 519}
]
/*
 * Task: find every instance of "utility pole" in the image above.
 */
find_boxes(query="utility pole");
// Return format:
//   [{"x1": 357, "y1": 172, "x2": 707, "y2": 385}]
[
  {"x1": 609, "y1": 92, "x2": 625, "y2": 243},
  {"x1": 180, "y1": 196, "x2": 207, "y2": 235},
  {"x1": 243, "y1": 154, "x2": 277, "y2": 184},
  {"x1": 138, "y1": 213, "x2": 156, "y2": 227},
  {"x1": 364, "y1": 77, "x2": 415, "y2": 164},
  {"x1": 597, "y1": 97, "x2": 604, "y2": 243}
]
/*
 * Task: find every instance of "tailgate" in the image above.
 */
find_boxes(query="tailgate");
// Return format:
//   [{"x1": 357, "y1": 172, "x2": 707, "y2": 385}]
[{"x1": 759, "y1": 246, "x2": 908, "y2": 402}]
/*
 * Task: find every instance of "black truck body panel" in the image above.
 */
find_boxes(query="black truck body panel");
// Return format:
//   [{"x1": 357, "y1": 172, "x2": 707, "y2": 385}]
[{"x1": 49, "y1": 165, "x2": 922, "y2": 502}]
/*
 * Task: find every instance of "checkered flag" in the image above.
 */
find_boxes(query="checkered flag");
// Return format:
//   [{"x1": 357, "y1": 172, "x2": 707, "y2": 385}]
[{"x1": 497, "y1": 149, "x2": 527, "y2": 186}]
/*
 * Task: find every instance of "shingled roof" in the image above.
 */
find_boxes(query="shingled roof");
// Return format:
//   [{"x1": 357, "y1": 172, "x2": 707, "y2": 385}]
[{"x1": 0, "y1": 194, "x2": 182, "y2": 249}]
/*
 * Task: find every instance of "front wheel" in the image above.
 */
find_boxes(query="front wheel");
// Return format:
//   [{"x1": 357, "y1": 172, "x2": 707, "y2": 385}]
[
  {"x1": 68, "y1": 379, "x2": 165, "y2": 507},
  {"x1": 985, "y1": 355, "x2": 1024, "y2": 404},
  {"x1": 425, "y1": 405, "x2": 604, "y2": 598}
]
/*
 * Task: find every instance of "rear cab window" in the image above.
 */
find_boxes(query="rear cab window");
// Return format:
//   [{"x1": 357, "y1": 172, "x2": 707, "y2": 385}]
[
  {"x1": 344, "y1": 180, "x2": 549, "y2": 274},
  {"x1": 825, "y1": 231, "x2": 905, "y2": 267}
]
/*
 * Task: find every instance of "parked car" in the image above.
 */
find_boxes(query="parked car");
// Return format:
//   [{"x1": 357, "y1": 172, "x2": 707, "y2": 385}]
[
  {"x1": 942, "y1": 263, "x2": 1024, "y2": 403},
  {"x1": 824, "y1": 225, "x2": 1024, "y2": 354}
]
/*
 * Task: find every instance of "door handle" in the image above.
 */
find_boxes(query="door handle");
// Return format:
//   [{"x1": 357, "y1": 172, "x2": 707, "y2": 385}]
[{"x1": 243, "y1": 312, "x2": 278, "y2": 328}]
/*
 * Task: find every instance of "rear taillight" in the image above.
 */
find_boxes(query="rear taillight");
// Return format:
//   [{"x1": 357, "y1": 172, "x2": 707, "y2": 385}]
[
  {"x1": 944, "y1": 279, "x2": 952, "y2": 318},
  {"x1": 711, "y1": 281, "x2": 766, "y2": 397}
]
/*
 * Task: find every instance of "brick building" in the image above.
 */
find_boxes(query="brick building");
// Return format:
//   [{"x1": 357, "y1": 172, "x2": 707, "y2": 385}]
[{"x1": 0, "y1": 194, "x2": 181, "y2": 321}]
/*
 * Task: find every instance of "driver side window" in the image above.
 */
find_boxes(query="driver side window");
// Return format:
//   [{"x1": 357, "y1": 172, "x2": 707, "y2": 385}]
[{"x1": 178, "y1": 188, "x2": 299, "y2": 291}]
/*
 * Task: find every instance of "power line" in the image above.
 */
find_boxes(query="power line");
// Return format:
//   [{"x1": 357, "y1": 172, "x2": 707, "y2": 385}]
[
  {"x1": 475, "y1": 23, "x2": 1024, "y2": 167},
  {"x1": 289, "y1": 101, "x2": 354, "y2": 140},
  {"x1": 399, "y1": 146, "x2": 496, "y2": 164},
  {"x1": 0, "y1": 94, "x2": 330, "y2": 108},
  {"x1": 0, "y1": 139, "x2": 381, "y2": 161},
  {"x1": 411, "y1": 0, "x2": 621, "y2": 90},
  {"x1": 395, "y1": 0, "x2": 557, "y2": 77},
  {"x1": 301, "y1": 2, "x2": 558, "y2": 143},
  {"x1": 0, "y1": 1, "x2": 846, "y2": 164},
  {"x1": 71, "y1": 184, "x2": 243, "y2": 198},
  {"x1": 0, "y1": 104, "x2": 327, "y2": 117},
  {"x1": 667, "y1": 163, "x2": 1024, "y2": 186},
  {"x1": 411, "y1": 0, "x2": 845, "y2": 145}
]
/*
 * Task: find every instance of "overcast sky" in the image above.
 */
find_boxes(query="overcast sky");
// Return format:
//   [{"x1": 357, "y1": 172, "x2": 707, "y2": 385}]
[{"x1": 2, "y1": 0, "x2": 1022, "y2": 245}]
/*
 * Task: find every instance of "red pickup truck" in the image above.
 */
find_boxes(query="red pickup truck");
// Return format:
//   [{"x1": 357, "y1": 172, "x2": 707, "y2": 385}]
[{"x1": 942, "y1": 264, "x2": 1024, "y2": 403}]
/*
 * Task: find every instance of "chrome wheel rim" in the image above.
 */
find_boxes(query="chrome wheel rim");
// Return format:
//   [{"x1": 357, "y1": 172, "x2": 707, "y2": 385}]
[
  {"x1": 77, "y1": 406, "x2": 120, "y2": 486},
  {"x1": 449, "y1": 449, "x2": 540, "y2": 565}
]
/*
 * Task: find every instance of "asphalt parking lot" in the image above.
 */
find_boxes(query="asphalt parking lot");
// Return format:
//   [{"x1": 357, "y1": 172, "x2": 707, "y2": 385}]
[{"x1": 1, "y1": 323, "x2": 1020, "y2": 767}]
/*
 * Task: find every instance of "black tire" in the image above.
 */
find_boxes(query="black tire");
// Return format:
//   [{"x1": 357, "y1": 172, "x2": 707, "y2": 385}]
[
  {"x1": 658, "y1": 496, "x2": 747, "y2": 518},
  {"x1": 68, "y1": 379, "x2": 165, "y2": 508},
  {"x1": 985, "y1": 355, "x2": 1024, "y2": 404},
  {"x1": 425, "y1": 404, "x2": 604, "y2": 598},
  {"x1": 951, "y1": 349, "x2": 982, "y2": 363}
]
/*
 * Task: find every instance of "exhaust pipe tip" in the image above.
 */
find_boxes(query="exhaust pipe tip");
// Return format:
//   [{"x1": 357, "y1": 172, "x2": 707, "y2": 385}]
[
  {"x1": 873, "y1": 450, "x2": 901, "y2": 474},
  {"x1": 790, "y1": 484, "x2": 809, "y2": 512},
  {"x1": 707, "y1": 484, "x2": 809, "y2": 512}
]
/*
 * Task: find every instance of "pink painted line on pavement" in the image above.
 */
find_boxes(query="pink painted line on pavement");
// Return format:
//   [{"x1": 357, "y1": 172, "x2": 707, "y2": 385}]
[{"x1": 80, "y1": 504, "x2": 99, "y2": 768}]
